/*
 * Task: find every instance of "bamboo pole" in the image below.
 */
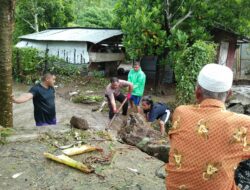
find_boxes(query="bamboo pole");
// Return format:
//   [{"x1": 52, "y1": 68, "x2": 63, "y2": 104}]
[
  {"x1": 62, "y1": 145, "x2": 99, "y2": 156},
  {"x1": 44, "y1": 152, "x2": 93, "y2": 173}
]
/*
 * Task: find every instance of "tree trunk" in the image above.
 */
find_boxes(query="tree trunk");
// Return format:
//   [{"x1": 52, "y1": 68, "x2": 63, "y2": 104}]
[
  {"x1": 0, "y1": 0, "x2": 15, "y2": 128},
  {"x1": 34, "y1": 13, "x2": 39, "y2": 32},
  {"x1": 32, "y1": 0, "x2": 39, "y2": 32}
]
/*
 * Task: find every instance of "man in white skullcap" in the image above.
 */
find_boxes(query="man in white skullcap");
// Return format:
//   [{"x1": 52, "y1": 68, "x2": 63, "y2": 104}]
[{"x1": 166, "y1": 64, "x2": 250, "y2": 190}]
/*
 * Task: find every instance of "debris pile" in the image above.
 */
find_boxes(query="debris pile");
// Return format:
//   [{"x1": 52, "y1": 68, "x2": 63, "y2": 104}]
[{"x1": 118, "y1": 113, "x2": 170, "y2": 162}]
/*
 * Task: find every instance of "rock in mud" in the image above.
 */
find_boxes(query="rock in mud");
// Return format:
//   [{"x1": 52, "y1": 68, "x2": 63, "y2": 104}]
[
  {"x1": 118, "y1": 113, "x2": 170, "y2": 162},
  {"x1": 70, "y1": 116, "x2": 89, "y2": 130}
]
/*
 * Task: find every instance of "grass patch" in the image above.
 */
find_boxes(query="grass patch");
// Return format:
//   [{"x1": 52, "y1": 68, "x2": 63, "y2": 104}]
[{"x1": 0, "y1": 127, "x2": 15, "y2": 144}]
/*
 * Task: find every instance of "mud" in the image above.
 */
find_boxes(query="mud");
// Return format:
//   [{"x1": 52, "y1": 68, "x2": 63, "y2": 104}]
[
  {"x1": 0, "y1": 133, "x2": 165, "y2": 190},
  {"x1": 0, "y1": 81, "x2": 167, "y2": 190}
]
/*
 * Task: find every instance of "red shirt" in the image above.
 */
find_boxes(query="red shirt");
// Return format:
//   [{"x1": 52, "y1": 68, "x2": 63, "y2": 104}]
[{"x1": 166, "y1": 99, "x2": 250, "y2": 190}]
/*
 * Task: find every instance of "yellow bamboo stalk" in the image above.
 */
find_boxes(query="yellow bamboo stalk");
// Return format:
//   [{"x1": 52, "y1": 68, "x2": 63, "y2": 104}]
[
  {"x1": 44, "y1": 152, "x2": 93, "y2": 173},
  {"x1": 62, "y1": 145, "x2": 99, "y2": 156}
]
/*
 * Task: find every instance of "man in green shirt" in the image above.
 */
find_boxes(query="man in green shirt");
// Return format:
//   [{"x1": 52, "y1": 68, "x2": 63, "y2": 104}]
[{"x1": 128, "y1": 59, "x2": 146, "y2": 113}]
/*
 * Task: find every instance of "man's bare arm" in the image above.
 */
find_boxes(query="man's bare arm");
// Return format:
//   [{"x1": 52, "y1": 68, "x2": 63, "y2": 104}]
[
  {"x1": 128, "y1": 83, "x2": 133, "y2": 94},
  {"x1": 12, "y1": 93, "x2": 33, "y2": 104}
]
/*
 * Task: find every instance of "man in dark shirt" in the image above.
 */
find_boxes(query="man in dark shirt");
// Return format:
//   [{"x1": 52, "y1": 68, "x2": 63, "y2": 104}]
[
  {"x1": 13, "y1": 73, "x2": 56, "y2": 126},
  {"x1": 141, "y1": 96, "x2": 171, "y2": 136}
]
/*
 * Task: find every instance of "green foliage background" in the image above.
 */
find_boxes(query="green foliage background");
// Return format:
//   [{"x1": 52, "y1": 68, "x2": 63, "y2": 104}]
[
  {"x1": 114, "y1": 0, "x2": 250, "y2": 59},
  {"x1": 113, "y1": 0, "x2": 167, "y2": 59},
  {"x1": 113, "y1": 0, "x2": 250, "y2": 103},
  {"x1": 71, "y1": 0, "x2": 117, "y2": 28},
  {"x1": 14, "y1": 0, "x2": 117, "y2": 43},
  {"x1": 14, "y1": 0, "x2": 75, "y2": 43}
]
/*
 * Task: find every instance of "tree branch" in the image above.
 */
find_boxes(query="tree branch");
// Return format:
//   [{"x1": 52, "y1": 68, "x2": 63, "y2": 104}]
[
  {"x1": 172, "y1": 10, "x2": 192, "y2": 30},
  {"x1": 164, "y1": 0, "x2": 171, "y2": 31},
  {"x1": 171, "y1": 0, "x2": 185, "y2": 20},
  {"x1": 20, "y1": 17, "x2": 36, "y2": 31}
]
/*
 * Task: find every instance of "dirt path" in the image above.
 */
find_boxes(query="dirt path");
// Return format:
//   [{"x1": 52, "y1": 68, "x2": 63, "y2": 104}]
[{"x1": 0, "y1": 84, "x2": 166, "y2": 190}]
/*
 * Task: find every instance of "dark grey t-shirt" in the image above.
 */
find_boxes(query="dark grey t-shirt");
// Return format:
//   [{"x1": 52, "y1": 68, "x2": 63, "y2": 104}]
[
  {"x1": 144, "y1": 103, "x2": 169, "y2": 122},
  {"x1": 29, "y1": 84, "x2": 56, "y2": 126}
]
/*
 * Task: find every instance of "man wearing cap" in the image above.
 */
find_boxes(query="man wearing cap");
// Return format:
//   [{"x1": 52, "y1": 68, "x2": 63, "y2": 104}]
[{"x1": 166, "y1": 64, "x2": 250, "y2": 190}]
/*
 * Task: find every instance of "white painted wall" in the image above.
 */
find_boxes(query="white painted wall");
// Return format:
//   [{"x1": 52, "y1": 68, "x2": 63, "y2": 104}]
[{"x1": 16, "y1": 40, "x2": 89, "y2": 64}]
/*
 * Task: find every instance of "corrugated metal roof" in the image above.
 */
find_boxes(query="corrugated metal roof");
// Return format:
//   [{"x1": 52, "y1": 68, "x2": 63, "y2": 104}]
[{"x1": 19, "y1": 28, "x2": 123, "y2": 44}]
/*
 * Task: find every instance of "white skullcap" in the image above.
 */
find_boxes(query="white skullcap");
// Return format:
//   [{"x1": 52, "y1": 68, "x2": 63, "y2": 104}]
[{"x1": 198, "y1": 63, "x2": 233, "y2": 92}]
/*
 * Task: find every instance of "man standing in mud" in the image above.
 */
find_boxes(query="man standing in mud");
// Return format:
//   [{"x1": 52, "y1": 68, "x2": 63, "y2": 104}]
[
  {"x1": 128, "y1": 59, "x2": 146, "y2": 113},
  {"x1": 13, "y1": 73, "x2": 57, "y2": 126},
  {"x1": 105, "y1": 77, "x2": 133, "y2": 120},
  {"x1": 166, "y1": 64, "x2": 250, "y2": 190}
]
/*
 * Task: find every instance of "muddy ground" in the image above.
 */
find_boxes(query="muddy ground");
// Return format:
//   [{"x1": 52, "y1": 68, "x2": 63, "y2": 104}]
[{"x1": 0, "y1": 77, "x2": 174, "y2": 190}]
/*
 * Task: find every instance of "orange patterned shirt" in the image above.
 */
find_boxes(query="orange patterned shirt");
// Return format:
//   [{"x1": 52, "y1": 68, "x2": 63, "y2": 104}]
[{"x1": 166, "y1": 99, "x2": 250, "y2": 190}]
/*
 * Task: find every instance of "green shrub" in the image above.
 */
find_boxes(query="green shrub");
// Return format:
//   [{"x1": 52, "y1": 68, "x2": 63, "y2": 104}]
[
  {"x1": 174, "y1": 40, "x2": 217, "y2": 105},
  {"x1": 12, "y1": 47, "x2": 42, "y2": 83},
  {"x1": 45, "y1": 58, "x2": 83, "y2": 76},
  {"x1": 0, "y1": 127, "x2": 14, "y2": 144},
  {"x1": 12, "y1": 47, "x2": 83, "y2": 84}
]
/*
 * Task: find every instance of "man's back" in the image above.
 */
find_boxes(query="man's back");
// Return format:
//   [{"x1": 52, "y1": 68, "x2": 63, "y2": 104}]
[
  {"x1": 147, "y1": 103, "x2": 168, "y2": 122},
  {"x1": 166, "y1": 99, "x2": 250, "y2": 190},
  {"x1": 128, "y1": 68, "x2": 146, "y2": 96}
]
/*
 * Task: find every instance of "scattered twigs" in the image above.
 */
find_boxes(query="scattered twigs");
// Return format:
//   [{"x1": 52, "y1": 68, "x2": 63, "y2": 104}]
[{"x1": 84, "y1": 151, "x2": 115, "y2": 165}]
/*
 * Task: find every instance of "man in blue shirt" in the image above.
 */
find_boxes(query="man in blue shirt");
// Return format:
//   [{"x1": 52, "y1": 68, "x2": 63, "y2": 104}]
[
  {"x1": 141, "y1": 96, "x2": 170, "y2": 136},
  {"x1": 13, "y1": 73, "x2": 56, "y2": 126}
]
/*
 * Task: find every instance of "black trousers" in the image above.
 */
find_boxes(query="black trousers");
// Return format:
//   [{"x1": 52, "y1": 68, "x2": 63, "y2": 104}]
[{"x1": 106, "y1": 93, "x2": 128, "y2": 119}]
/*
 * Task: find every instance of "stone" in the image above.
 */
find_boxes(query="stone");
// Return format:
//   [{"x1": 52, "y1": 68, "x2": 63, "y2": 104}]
[{"x1": 70, "y1": 116, "x2": 89, "y2": 130}]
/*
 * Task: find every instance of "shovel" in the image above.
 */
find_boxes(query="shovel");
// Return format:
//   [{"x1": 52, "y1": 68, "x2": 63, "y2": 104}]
[{"x1": 107, "y1": 97, "x2": 128, "y2": 129}]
